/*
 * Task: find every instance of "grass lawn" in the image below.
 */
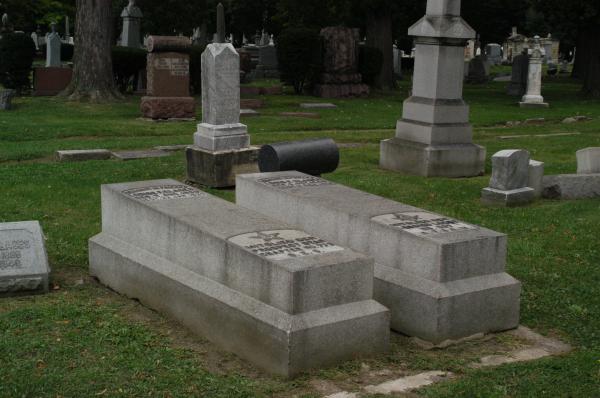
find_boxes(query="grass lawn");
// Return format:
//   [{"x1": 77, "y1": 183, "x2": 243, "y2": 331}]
[{"x1": 1, "y1": 76, "x2": 599, "y2": 397}]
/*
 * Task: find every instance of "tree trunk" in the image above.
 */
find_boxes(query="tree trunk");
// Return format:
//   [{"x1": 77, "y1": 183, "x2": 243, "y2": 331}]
[
  {"x1": 581, "y1": 25, "x2": 600, "y2": 98},
  {"x1": 61, "y1": 0, "x2": 121, "y2": 102},
  {"x1": 572, "y1": 30, "x2": 590, "y2": 80},
  {"x1": 366, "y1": 7, "x2": 395, "y2": 90}
]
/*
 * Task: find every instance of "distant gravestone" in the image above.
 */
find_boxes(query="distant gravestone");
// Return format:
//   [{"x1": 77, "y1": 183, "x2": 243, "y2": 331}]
[
  {"x1": 466, "y1": 56, "x2": 489, "y2": 83},
  {"x1": 485, "y1": 43, "x2": 502, "y2": 65},
  {"x1": 520, "y1": 36, "x2": 548, "y2": 108},
  {"x1": 140, "y1": 36, "x2": 195, "y2": 119},
  {"x1": 252, "y1": 44, "x2": 279, "y2": 79},
  {"x1": 0, "y1": 89, "x2": 15, "y2": 110},
  {"x1": 46, "y1": 22, "x2": 61, "y2": 67},
  {"x1": 482, "y1": 149, "x2": 535, "y2": 206},
  {"x1": 576, "y1": 147, "x2": 600, "y2": 174},
  {"x1": 0, "y1": 221, "x2": 50, "y2": 297},
  {"x1": 120, "y1": 0, "x2": 143, "y2": 48},
  {"x1": 506, "y1": 52, "x2": 529, "y2": 96}
]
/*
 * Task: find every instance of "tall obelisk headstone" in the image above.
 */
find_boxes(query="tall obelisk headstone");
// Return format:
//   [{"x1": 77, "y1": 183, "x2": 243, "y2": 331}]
[
  {"x1": 520, "y1": 36, "x2": 549, "y2": 108},
  {"x1": 380, "y1": 0, "x2": 485, "y2": 177},
  {"x1": 186, "y1": 3, "x2": 259, "y2": 188}
]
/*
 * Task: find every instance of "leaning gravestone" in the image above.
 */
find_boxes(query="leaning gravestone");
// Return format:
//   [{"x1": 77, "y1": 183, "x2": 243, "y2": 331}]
[
  {"x1": 1, "y1": 221, "x2": 50, "y2": 297},
  {"x1": 481, "y1": 150, "x2": 536, "y2": 206},
  {"x1": 576, "y1": 147, "x2": 600, "y2": 174},
  {"x1": 89, "y1": 179, "x2": 389, "y2": 376},
  {"x1": 186, "y1": 3, "x2": 258, "y2": 187},
  {"x1": 236, "y1": 172, "x2": 521, "y2": 344},
  {"x1": 140, "y1": 36, "x2": 195, "y2": 120}
]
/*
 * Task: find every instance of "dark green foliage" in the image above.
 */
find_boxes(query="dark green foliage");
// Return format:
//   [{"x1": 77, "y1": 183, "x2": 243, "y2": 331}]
[
  {"x1": 358, "y1": 45, "x2": 383, "y2": 86},
  {"x1": 0, "y1": 32, "x2": 36, "y2": 93},
  {"x1": 277, "y1": 27, "x2": 322, "y2": 94},
  {"x1": 189, "y1": 44, "x2": 206, "y2": 95},
  {"x1": 112, "y1": 47, "x2": 147, "y2": 93}
]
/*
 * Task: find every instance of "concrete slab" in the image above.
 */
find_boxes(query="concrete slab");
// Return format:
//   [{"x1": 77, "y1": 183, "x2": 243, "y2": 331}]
[
  {"x1": 89, "y1": 179, "x2": 389, "y2": 377},
  {"x1": 56, "y1": 149, "x2": 112, "y2": 162}
]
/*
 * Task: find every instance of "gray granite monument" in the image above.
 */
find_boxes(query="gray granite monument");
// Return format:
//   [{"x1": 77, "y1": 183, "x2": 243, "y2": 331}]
[
  {"x1": 520, "y1": 36, "x2": 548, "y2": 108},
  {"x1": 1, "y1": 221, "x2": 50, "y2": 297},
  {"x1": 89, "y1": 179, "x2": 390, "y2": 376},
  {"x1": 481, "y1": 150, "x2": 536, "y2": 206},
  {"x1": 46, "y1": 23, "x2": 61, "y2": 67},
  {"x1": 186, "y1": 3, "x2": 259, "y2": 187},
  {"x1": 236, "y1": 172, "x2": 521, "y2": 344},
  {"x1": 120, "y1": 0, "x2": 143, "y2": 48},
  {"x1": 380, "y1": 0, "x2": 485, "y2": 178},
  {"x1": 577, "y1": 147, "x2": 600, "y2": 174}
]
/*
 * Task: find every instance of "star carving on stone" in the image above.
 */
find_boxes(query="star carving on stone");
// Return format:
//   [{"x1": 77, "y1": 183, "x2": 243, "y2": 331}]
[{"x1": 249, "y1": 231, "x2": 285, "y2": 243}]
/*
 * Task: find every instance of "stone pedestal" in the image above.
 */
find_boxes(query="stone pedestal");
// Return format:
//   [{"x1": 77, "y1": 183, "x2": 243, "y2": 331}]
[
  {"x1": 141, "y1": 36, "x2": 195, "y2": 120},
  {"x1": 520, "y1": 36, "x2": 548, "y2": 108},
  {"x1": 380, "y1": 0, "x2": 485, "y2": 178},
  {"x1": 187, "y1": 42, "x2": 257, "y2": 187}
]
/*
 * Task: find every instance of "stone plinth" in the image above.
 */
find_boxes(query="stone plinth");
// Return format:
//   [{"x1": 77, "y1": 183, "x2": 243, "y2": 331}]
[
  {"x1": 380, "y1": 0, "x2": 484, "y2": 178},
  {"x1": 1, "y1": 221, "x2": 50, "y2": 297},
  {"x1": 314, "y1": 27, "x2": 370, "y2": 98},
  {"x1": 141, "y1": 36, "x2": 195, "y2": 120},
  {"x1": 186, "y1": 146, "x2": 259, "y2": 187},
  {"x1": 33, "y1": 67, "x2": 72, "y2": 96},
  {"x1": 236, "y1": 172, "x2": 521, "y2": 344},
  {"x1": 576, "y1": 147, "x2": 600, "y2": 174},
  {"x1": 89, "y1": 180, "x2": 389, "y2": 376}
]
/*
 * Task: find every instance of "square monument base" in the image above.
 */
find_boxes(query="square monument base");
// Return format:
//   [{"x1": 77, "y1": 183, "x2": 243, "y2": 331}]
[
  {"x1": 90, "y1": 233, "x2": 389, "y2": 377},
  {"x1": 481, "y1": 187, "x2": 536, "y2": 207},
  {"x1": 374, "y1": 264, "x2": 521, "y2": 344},
  {"x1": 519, "y1": 102, "x2": 549, "y2": 109},
  {"x1": 380, "y1": 137, "x2": 486, "y2": 178},
  {"x1": 141, "y1": 97, "x2": 196, "y2": 120},
  {"x1": 186, "y1": 145, "x2": 259, "y2": 188}
]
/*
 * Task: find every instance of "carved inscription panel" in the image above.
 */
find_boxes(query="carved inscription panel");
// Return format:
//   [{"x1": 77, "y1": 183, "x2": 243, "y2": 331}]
[
  {"x1": 153, "y1": 57, "x2": 189, "y2": 76},
  {"x1": 229, "y1": 230, "x2": 344, "y2": 261},
  {"x1": 123, "y1": 185, "x2": 206, "y2": 202},
  {"x1": 371, "y1": 212, "x2": 478, "y2": 236},
  {"x1": 258, "y1": 176, "x2": 334, "y2": 189},
  {"x1": 0, "y1": 229, "x2": 34, "y2": 273}
]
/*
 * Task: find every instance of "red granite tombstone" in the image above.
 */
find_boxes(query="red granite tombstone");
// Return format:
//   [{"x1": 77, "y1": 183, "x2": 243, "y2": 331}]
[{"x1": 141, "y1": 36, "x2": 195, "y2": 119}]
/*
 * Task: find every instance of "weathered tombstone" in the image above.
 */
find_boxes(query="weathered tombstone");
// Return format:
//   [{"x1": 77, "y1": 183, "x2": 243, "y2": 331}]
[
  {"x1": 314, "y1": 26, "x2": 369, "y2": 98},
  {"x1": 0, "y1": 89, "x2": 15, "y2": 110},
  {"x1": 577, "y1": 147, "x2": 600, "y2": 174},
  {"x1": 485, "y1": 43, "x2": 502, "y2": 65},
  {"x1": 46, "y1": 22, "x2": 61, "y2": 67},
  {"x1": 120, "y1": 0, "x2": 143, "y2": 48},
  {"x1": 89, "y1": 179, "x2": 389, "y2": 376},
  {"x1": 481, "y1": 150, "x2": 535, "y2": 206},
  {"x1": 186, "y1": 3, "x2": 258, "y2": 187},
  {"x1": 1, "y1": 221, "x2": 50, "y2": 297},
  {"x1": 380, "y1": 0, "x2": 485, "y2": 178},
  {"x1": 140, "y1": 36, "x2": 195, "y2": 120},
  {"x1": 506, "y1": 51, "x2": 529, "y2": 96},
  {"x1": 252, "y1": 43, "x2": 279, "y2": 79},
  {"x1": 237, "y1": 172, "x2": 521, "y2": 344},
  {"x1": 467, "y1": 56, "x2": 490, "y2": 83},
  {"x1": 520, "y1": 36, "x2": 549, "y2": 108}
]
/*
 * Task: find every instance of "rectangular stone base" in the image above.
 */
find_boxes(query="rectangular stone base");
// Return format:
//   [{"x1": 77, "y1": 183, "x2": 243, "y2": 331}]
[
  {"x1": 194, "y1": 123, "x2": 249, "y2": 151},
  {"x1": 90, "y1": 233, "x2": 389, "y2": 377},
  {"x1": 380, "y1": 137, "x2": 485, "y2": 177},
  {"x1": 481, "y1": 187, "x2": 536, "y2": 207},
  {"x1": 374, "y1": 264, "x2": 521, "y2": 344},
  {"x1": 141, "y1": 97, "x2": 195, "y2": 120},
  {"x1": 186, "y1": 145, "x2": 259, "y2": 188},
  {"x1": 542, "y1": 174, "x2": 600, "y2": 200},
  {"x1": 33, "y1": 67, "x2": 73, "y2": 96},
  {"x1": 519, "y1": 102, "x2": 549, "y2": 109}
]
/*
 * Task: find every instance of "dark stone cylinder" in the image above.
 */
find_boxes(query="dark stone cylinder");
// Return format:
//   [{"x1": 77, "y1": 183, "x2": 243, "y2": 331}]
[
  {"x1": 147, "y1": 36, "x2": 192, "y2": 53},
  {"x1": 259, "y1": 138, "x2": 340, "y2": 176}
]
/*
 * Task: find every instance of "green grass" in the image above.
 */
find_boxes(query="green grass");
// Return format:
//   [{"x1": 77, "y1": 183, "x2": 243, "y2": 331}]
[{"x1": 1, "y1": 77, "x2": 600, "y2": 397}]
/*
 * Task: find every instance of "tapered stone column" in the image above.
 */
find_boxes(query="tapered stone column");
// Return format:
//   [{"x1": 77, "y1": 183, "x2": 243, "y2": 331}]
[
  {"x1": 520, "y1": 36, "x2": 549, "y2": 108},
  {"x1": 380, "y1": 0, "x2": 485, "y2": 177}
]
